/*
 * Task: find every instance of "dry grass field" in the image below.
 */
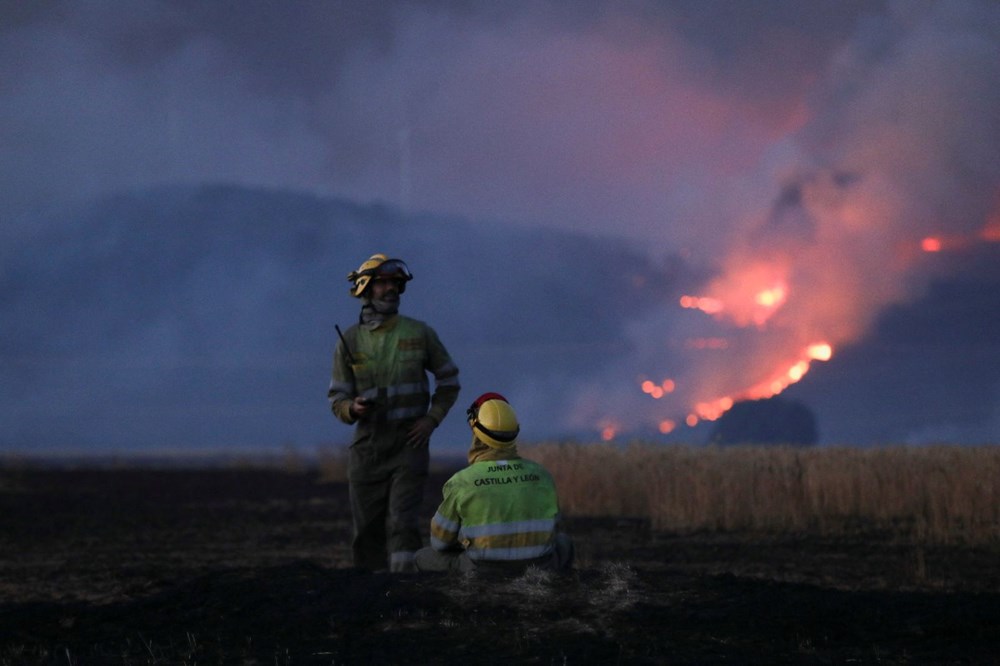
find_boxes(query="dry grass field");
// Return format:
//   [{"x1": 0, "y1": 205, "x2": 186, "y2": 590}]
[
  {"x1": 1, "y1": 443, "x2": 999, "y2": 664},
  {"x1": 524, "y1": 443, "x2": 1000, "y2": 543}
]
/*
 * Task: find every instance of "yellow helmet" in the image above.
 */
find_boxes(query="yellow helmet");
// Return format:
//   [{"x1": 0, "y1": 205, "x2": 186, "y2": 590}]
[
  {"x1": 467, "y1": 392, "x2": 520, "y2": 448},
  {"x1": 347, "y1": 253, "x2": 413, "y2": 298}
]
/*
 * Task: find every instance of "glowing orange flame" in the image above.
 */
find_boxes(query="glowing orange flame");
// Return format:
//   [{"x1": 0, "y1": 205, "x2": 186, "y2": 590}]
[
  {"x1": 682, "y1": 342, "x2": 834, "y2": 426},
  {"x1": 603, "y1": 193, "x2": 1000, "y2": 442},
  {"x1": 640, "y1": 377, "x2": 676, "y2": 400},
  {"x1": 693, "y1": 396, "x2": 734, "y2": 421},
  {"x1": 681, "y1": 261, "x2": 791, "y2": 328},
  {"x1": 755, "y1": 285, "x2": 787, "y2": 308},
  {"x1": 807, "y1": 343, "x2": 833, "y2": 361},
  {"x1": 917, "y1": 218, "x2": 1000, "y2": 254},
  {"x1": 679, "y1": 295, "x2": 724, "y2": 314},
  {"x1": 641, "y1": 380, "x2": 663, "y2": 399},
  {"x1": 609, "y1": 196, "x2": 997, "y2": 441},
  {"x1": 787, "y1": 360, "x2": 809, "y2": 382}
]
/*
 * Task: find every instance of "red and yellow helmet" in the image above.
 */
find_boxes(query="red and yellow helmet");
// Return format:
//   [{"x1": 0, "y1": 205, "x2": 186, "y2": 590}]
[{"x1": 467, "y1": 392, "x2": 520, "y2": 448}]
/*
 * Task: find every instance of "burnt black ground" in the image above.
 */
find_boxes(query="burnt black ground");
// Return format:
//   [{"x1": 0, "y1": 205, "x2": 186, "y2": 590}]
[{"x1": 1, "y1": 467, "x2": 999, "y2": 664}]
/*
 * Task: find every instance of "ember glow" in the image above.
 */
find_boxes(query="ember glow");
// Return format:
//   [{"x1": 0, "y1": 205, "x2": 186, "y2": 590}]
[
  {"x1": 614, "y1": 187, "x2": 999, "y2": 441},
  {"x1": 807, "y1": 343, "x2": 833, "y2": 362},
  {"x1": 679, "y1": 295, "x2": 724, "y2": 315},
  {"x1": 678, "y1": 342, "x2": 835, "y2": 424},
  {"x1": 658, "y1": 419, "x2": 677, "y2": 434},
  {"x1": 918, "y1": 218, "x2": 1000, "y2": 254},
  {"x1": 638, "y1": 249, "x2": 841, "y2": 432},
  {"x1": 681, "y1": 260, "x2": 791, "y2": 328},
  {"x1": 667, "y1": 252, "x2": 837, "y2": 425},
  {"x1": 641, "y1": 378, "x2": 676, "y2": 400},
  {"x1": 568, "y1": 1, "x2": 1000, "y2": 446},
  {"x1": 755, "y1": 285, "x2": 787, "y2": 308},
  {"x1": 614, "y1": 180, "x2": 997, "y2": 442}
]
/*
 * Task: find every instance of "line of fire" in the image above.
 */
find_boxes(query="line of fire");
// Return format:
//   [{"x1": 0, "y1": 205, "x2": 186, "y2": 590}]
[{"x1": 597, "y1": 212, "x2": 1000, "y2": 443}]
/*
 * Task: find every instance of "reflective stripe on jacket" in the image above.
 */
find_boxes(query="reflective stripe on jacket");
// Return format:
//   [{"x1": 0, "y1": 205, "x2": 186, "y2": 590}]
[
  {"x1": 430, "y1": 457, "x2": 560, "y2": 561},
  {"x1": 328, "y1": 315, "x2": 460, "y2": 427}
]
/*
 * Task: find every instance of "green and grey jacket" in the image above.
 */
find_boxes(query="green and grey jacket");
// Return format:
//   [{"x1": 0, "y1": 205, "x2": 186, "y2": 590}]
[
  {"x1": 429, "y1": 457, "x2": 560, "y2": 561},
  {"x1": 328, "y1": 315, "x2": 460, "y2": 433}
]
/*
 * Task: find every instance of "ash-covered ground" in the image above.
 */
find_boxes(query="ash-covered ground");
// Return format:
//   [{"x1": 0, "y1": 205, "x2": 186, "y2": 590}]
[{"x1": 1, "y1": 466, "x2": 998, "y2": 664}]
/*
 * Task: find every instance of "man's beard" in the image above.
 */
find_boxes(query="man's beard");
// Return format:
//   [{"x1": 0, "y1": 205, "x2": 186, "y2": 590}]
[
  {"x1": 369, "y1": 296, "x2": 399, "y2": 315},
  {"x1": 360, "y1": 295, "x2": 399, "y2": 329}
]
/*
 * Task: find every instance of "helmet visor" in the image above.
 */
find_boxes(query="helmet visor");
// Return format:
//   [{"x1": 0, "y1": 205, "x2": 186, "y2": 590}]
[{"x1": 369, "y1": 258, "x2": 412, "y2": 280}]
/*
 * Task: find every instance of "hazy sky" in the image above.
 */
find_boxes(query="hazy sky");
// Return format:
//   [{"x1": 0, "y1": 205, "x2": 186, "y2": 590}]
[
  {"x1": 3, "y1": 0, "x2": 999, "y2": 450},
  {"x1": 2, "y1": 0, "x2": 883, "y2": 246}
]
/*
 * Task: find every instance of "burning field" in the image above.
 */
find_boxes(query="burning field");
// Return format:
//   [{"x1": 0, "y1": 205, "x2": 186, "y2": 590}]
[
  {"x1": 590, "y1": 192, "x2": 1000, "y2": 444},
  {"x1": 2, "y1": 446, "x2": 999, "y2": 664}
]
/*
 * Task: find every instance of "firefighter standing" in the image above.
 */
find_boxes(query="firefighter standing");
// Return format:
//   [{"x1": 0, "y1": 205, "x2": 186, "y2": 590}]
[
  {"x1": 329, "y1": 253, "x2": 461, "y2": 572},
  {"x1": 414, "y1": 393, "x2": 574, "y2": 573}
]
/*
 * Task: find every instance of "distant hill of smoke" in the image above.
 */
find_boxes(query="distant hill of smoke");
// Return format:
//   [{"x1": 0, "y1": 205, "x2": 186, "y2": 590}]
[
  {"x1": 2, "y1": 183, "x2": 998, "y2": 453},
  {"x1": 0, "y1": 184, "x2": 675, "y2": 453},
  {"x1": 708, "y1": 398, "x2": 818, "y2": 447}
]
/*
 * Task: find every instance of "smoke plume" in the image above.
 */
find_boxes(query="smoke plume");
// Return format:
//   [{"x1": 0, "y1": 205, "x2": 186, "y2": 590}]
[
  {"x1": 2, "y1": 1, "x2": 999, "y2": 450},
  {"x1": 570, "y1": 0, "x2": 1000, "y2": 438}
]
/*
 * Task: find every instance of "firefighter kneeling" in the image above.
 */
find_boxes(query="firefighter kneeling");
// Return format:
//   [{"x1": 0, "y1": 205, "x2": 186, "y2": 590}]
[{"x1": 415, "y1": 393, "x2": 574, "y2": 573}]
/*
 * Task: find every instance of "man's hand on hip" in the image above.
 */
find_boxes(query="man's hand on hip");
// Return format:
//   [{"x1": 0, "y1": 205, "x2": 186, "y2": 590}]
[{"x1": 406, "y1": 416, "x2": 436, "y2": 448}]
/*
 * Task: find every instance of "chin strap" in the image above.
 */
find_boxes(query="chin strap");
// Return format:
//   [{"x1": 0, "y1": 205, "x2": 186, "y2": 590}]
[{"x1": 472, "y1": 420, "x2": 519, "y2": 444}]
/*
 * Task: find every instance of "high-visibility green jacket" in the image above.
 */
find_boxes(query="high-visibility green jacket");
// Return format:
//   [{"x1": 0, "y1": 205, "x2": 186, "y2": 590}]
[
  {"x1": 429, "y1": 457, "x2": 561, "y2": 561},
  {"x1": 328, "y1": 315, "x2": 460, "y2": 445}
]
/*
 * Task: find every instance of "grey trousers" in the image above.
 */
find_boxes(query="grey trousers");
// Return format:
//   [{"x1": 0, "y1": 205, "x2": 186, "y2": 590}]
[
  {"x1": 414, "y1": 533, "x2": 575, "y2": 573},
  {"x1": 348, "y1": 442, "x2": 429, "y2": 572}
]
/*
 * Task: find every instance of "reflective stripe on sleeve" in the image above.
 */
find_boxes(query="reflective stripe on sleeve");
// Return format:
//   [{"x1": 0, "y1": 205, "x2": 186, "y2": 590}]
[
  {"x1": 433, "y1": 361, "x2": 460, "y2": 380},
  {"x1": 435, "y1": 374, "x2": 461, "y2": 388},
  {"x1": 386, "y1": 382, "x2": 428, "y2": 398},
  {"x1": 466, "y1": 544, "x2": 554, "y2": 561},
  {"x1": 430, "y1": 511, "x2": 460, "y2": 550},
  {"x1": 459, "y1": 518, "x2": 556, "y2": 539},
  {"x1": 431, "y1": 511, "x2": 460, "y2": 534}
]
